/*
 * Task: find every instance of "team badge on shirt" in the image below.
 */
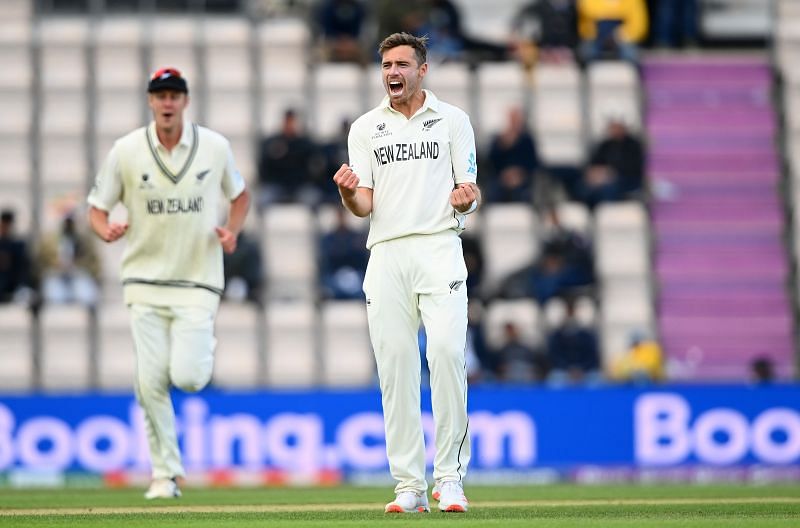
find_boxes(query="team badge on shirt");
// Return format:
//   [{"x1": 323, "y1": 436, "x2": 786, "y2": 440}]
[
  {"x1": 372, "y1": 122, "x2": 392, "y2": 139},
  {"x1": 139, "y1": 173, "x2": 154, "y2": 189},
  {"x1": 195, "y1": 169, "x2": 210, "y2": 184},
  {"x1": 422, "y1": 118, "x2": 443, "y2": 131}
]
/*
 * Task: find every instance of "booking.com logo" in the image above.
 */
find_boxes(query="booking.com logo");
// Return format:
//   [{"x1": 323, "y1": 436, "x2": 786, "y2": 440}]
[
  {"x1": 0, "y1": 399, "x2": 536, "y2": 473},
  {"x1": 635, "y1": 393, "x2": 800, "y2": 465}
]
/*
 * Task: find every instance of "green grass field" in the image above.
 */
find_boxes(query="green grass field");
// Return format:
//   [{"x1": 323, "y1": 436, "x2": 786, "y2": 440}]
[{"x1": 0, "y1": 484, "x2": 798, "y2": 527}]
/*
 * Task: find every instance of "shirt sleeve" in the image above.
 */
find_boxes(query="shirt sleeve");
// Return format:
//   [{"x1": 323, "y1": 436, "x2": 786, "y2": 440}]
[
  {"x1": 450, "y1": 110, "x2": 478, "y2": 185},
  {"x1": 348, "y1": 119, "x2": 374, "y2": 189},
  {"x1": 87, "y1": 142, "x2": 123, "y2": 212},
  {"x1": 221, "y1": 140, "x2": 247, "y2": 200}
]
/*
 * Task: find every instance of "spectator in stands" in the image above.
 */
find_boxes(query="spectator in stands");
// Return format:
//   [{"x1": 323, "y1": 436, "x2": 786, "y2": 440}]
[
  {"x1": 546, "y1": 296, "x2": 601, "y2": 385},
  {"x1": 37, "y1": 211, "x2": 101, "y2": 308},
  {"x1": 654, "y1": 0, "x2": 698, "y2": 48},
  {"x1": 543, "y1": 206, "x2": 595, "y2": 286},
  {"x1": 461, "y1": 233, "x2": 484, "y2": 299},
  {"x1": 750, "y1": 356, "x2": 775, "y2": 385},
  {"x1": 408, "y1": 0, "x2": 509, "y2": 63},
  {"x1": 319, "y1": 207, "x2": 369, "y2": 299},
  {"x1": 580, "y1": 117, "x2": 645, "y2": 208},
  {"x1": 577, "y1": 0, "x2": 648, "y2": 65},
  {"x1": 374, "y1": 0, "x2": 427, "y2": 53},
  {"x1": 610, "y1": 329, "x2": 663, "y2": 384},
  {"x1": 511, "y1": 0, "x2": 579, "y2": 68},
  {"x1": 223, "y1": 230, "x2": 264, "y2": 306},
  {"x1": 494, "y1": 321, "x2": 548, "y2": 382},
  {"x1": 257, "y1": 109, "x2": 324, "y2": 209},
  {"x1": 0, "y1": 208, "x2": 35, "y2": 306},
  {"x1": 485, "y1": 107, "x2": 539, "y2": 204},
  {"x1": 314, "y1": 0, "x2": 368, "y2": 63},
  {"x1": 498, "y1": 225, "x2": 593, "y2": 303}
]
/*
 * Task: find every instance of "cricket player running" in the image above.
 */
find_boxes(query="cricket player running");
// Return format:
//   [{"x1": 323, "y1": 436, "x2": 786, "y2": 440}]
[
  {"x1": 333, "y1": 32, "x2": 481, "y2": 513},
  {"x1": 87, "y1": 67, "x2": 250, "y2": 499}
]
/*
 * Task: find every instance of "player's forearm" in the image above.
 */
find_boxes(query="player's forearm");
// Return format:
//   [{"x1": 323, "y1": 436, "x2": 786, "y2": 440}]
[
  {"x1": 88, "y1": 206, "x2": 110, "y2": 240},
  {"x1": 341, "y1": 188, "x2": 372, "y2": 218},
  {"x1": 225, "y1": 188, "x2": 251, "y2": 236}
]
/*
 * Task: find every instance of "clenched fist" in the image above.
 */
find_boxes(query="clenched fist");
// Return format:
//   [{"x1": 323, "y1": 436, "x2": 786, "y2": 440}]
[
  {"x1": 450, "y1": 183, "x2": 478, "y2": 213},
  {"x1": 333, "y1": 164, "x2": 360, "y2": 198}
]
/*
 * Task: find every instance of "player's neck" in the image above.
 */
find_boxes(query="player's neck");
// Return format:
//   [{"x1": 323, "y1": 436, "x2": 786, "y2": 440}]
[
  {"x1": 391, "y1": 90, "x2": 426, "y2": 119},
  {"x1": 156, "y1": 124, "x2": 183, "y2": 152}
]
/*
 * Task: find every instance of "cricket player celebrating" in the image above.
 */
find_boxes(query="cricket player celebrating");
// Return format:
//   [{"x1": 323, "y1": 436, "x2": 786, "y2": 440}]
[
  {"x1": 333, "y1": 32, "x2": 480, "y2": 513},
  {"x1": 87, "y1": 67, "x2": 250, "y2": 499}
]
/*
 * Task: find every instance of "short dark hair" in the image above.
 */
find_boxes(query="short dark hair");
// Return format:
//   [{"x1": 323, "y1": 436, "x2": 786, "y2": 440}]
[
  {"x1": 378, "y1": 32, "x2": 428, "y2": 66},
  {"x1": 0, "y1": 209, "x2": 14, "y2": 224}
]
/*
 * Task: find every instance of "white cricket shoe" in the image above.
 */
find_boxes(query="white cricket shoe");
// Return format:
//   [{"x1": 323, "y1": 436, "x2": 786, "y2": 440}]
[
  {"x1": 432, "y1": 482, "x2": 441, "y2": 501},
  {"x1": 144, "y1": 478, "x2": 182, "y2": 499},
  {"x1": 384, "y1": 491, "x2": 430, "y2": 513},
  {"x1": 437, "y1": 481, "x2": 468, "y2": 512}
]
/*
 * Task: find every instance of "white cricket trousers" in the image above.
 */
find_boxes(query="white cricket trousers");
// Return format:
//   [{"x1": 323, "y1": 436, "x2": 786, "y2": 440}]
[
  {"x1": 129, "y1": 303, "x2": 217, "y2": 480},
  {"x1": 363, "y1": 230, "x2": 471, "y2": 494}
]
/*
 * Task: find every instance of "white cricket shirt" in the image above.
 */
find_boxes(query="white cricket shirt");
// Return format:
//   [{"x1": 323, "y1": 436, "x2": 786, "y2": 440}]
[
  {"x1": 348, "y1": 89, "x2": 478, "y2": 249},
  {"x1": 88, "y1": 121, "x2": 246, "y2": 310}
]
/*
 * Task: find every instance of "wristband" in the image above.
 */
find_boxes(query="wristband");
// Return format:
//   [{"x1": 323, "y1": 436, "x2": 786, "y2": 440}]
[{"x1": 461, "y1": 199, "x2": 478, "y2": 215}]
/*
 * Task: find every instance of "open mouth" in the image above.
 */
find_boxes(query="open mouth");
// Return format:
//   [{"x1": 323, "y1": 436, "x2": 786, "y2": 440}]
[{"x1": 388, "y1": 80, "x2": 403, "y2": 96}]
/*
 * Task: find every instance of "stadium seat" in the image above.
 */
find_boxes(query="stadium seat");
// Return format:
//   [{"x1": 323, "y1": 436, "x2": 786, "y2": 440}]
[
  {"x1": 95, "y1": 17, "x2": 144, "y2": 90},
  {"x1": 600, "y1": 275, "x2": 654, "y2": 327},
  {"x1": 0, "y1": 136, "x2": 31, "y2": 185},
  {"x1": 257, "y1": 16, "x2": 310, "y2": 69},
  {"x1": 265, "y1": 300, "x2": 317, "y2": 387},
  {"x1": 480, "y1": 204, "x2": 540, "y2": 296},
  {"x1": 587, "y1": 61, "x2": 641, "y2": 140},
  {"x1": 423, "y1": 62, "x2": 473, "y2": 117},
  {"x1": 594, "y1": 201, "x2": 650, "y2": 278},
  {"x1": 203, "y1": 17, "x2": 254, "y2": 139},
  {"x1": 262, "y1": 204, "x2": 317, "y2": 300},
  {"x1": 311, "y1": 63, "x2": 366, "y2": 141},
  {"x1": 96, "y1": 90, "x2": 145, "y2": 137},
  {"x1": 97, "y1": 304, "x2": 136, "y2": 390},
  {"x1": 41, "y1": 90, "x2": 87, "y2": 136},
  {"x1": 533, "y1": 63, "x2": 585, "y2": 166},
  {"x1": 40, "y1": 305, "x2": 91, "y2": 390},
  {"x1": 213, "y1": 302, "x2": 263, "y2": 388},
  {"x1": 0, "y1": 304, "x2": 34, "y2": 391},
  {"x1": 39, "y1": 135, "x2": 88, "y2": 187},
  {"x1": 259, "y1": 63, "x2": 308, "y2": 135},
  {"x1": 453, "y1": 0, "x2": 529, "y2": 46},
  {"x1": 320, "y1": 300, "x2": 374, "y2": 386},
  {"x1": 476, "y1": 62, "x2": 528, "y2": 142},
  {"x1": 40, "y1": 17, "x2": 89, "y2": 90},
  {"x1": 483, "y1": 298, "x2": 543, "y2": 351},
  {"x1": 543, "y1": 201, "x2": 592, "y2": 239}
]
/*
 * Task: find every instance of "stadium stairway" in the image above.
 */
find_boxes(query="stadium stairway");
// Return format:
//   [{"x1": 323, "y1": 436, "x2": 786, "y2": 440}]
[{"x1": 644, "y1": 55, "x2": 795, "y2": 380}]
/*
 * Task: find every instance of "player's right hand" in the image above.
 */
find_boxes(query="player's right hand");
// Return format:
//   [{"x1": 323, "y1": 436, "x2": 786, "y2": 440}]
[
  {"x1": 333, "y1": 164, "x2": 359, "y2": 197},
  {"x1": 103, "y1": 222, "x2": 128, "y2": 243}
]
